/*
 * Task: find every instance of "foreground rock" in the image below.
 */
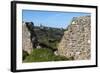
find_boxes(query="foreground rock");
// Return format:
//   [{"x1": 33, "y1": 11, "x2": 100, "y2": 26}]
[
  {"x1": 22, "y1": 22, "x2": 33, "y2": 54},
  {"x1": 57, "y1": 16, "x2": 91, "y2": 60}
]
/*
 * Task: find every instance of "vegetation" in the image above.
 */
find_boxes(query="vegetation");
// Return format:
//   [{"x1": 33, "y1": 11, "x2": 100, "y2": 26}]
[
  {"x1": 23, "y1": 48, "x2": 73, "y2": 62},
  {"x1": 23, "y1": 50, "x2": 29, "y2": 61},
  {"x1": 34, "y1": 26, "x2": 65, "y2": 49},
  {"x1": 23, "y1": 23, "x2": 74, "y2": 62}
]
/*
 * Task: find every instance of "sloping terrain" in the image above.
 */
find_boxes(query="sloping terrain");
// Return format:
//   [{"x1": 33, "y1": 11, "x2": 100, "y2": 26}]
[{"x1": 33, "y1": 26, "x2": 65, "y2": 49}]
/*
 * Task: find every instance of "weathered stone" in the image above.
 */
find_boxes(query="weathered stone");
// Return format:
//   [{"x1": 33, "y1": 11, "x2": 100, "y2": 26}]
[
  {"x1": 57, "y1": 16, "x2": 91, "y2": 60},
  {"x1": 22, "y1": 22, "x2": 33, "y2": 54}
]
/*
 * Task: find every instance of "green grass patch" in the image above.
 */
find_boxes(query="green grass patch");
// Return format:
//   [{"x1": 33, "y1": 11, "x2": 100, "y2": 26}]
[{"x1": 23, "y1": 48, "x2": 74, "y2": 62}]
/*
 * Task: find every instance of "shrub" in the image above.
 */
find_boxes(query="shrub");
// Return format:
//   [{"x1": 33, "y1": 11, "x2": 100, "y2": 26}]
[{"x1": 23, "y1": 50, "x2": 29, "y2": 61}]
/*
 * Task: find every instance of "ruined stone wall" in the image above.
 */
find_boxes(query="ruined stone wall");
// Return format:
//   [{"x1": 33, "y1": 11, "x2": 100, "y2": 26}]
[
  {"x1": 22, "y1": 22, "x2": 33, "y2": 54},
  {"x1": 57, "y1": 16, "x2": 91, "y2": 60}
]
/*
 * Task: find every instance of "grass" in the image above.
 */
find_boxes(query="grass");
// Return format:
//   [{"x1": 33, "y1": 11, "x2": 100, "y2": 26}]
[{"x1": 23, "y1": 48, "x2": 74, "y2": 62}]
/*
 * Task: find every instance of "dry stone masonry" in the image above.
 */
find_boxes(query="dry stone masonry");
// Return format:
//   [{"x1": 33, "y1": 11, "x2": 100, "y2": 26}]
[
  {"x1": 57, "y1": 16, "x2": 91, "y2": 60},
  {"x1": 22, "y1": 22, "x2": 33, "y2": 54}
]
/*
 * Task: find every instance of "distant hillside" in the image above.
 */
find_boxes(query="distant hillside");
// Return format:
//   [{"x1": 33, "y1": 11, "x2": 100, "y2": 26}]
[
  {"x1": 22, "y1": 22, "x2": 65, "y2": 53},
  {"x1": 33, "y1": 25, "x2": 65, "y2": 49}
]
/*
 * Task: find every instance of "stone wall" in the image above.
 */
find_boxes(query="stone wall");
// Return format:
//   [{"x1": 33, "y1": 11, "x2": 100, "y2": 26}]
[
  {"x1": 57, "y1": 16, "x2": 91, "y2": 60},
  {"x1": 22, "y1": 22, "x2": 33, "y2": 54}
]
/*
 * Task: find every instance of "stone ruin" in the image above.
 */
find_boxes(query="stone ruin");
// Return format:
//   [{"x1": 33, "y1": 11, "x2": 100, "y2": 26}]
[
  {"x1": 22, "y1": 16, "x2": 91, "y2": 60},
  {"x1": 22, "y1": 22, "x2": 33, "y2": 54},
  {"x1": 57, "y1": 16, "x2": 91, "y2": 60}
]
